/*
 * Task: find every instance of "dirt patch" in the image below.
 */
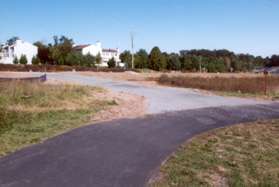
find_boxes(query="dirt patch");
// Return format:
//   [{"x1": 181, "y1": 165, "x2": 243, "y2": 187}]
[
  {"x1": 45, "y1": 77, "x2": 147, "y2": 121},
  {"x1": 78, "y1": 71, "x2": 161, "y2": 87},
  {"x1": 92, "y1": 89, "x2": 147, "y2": 122},
  {"x1": 45, "y1": 77, "x2": 80, "y2": 85}
]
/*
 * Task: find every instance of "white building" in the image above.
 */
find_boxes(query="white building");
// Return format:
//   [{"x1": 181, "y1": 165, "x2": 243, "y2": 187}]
[
  {"x1": 0, "y1": 39, "x2": 38, "y2": 64},
  {"x1": 73, "y1": 41, "x2": 123, "y2": 67},
  {"x1": 74, "y1": 41, "x2": 102, "y2": 57},
  {"x1": 102, "y1": 48, "x2": 120, "y2": 66}
]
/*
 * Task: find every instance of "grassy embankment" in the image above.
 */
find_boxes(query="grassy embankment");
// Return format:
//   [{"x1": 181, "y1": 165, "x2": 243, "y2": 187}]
[
  {"x1": 152, "y1": 120, "x2": 279, "y2": 187},
  {"x1": 157, "y1": 74, "x2": 279, "y2": 99},
  {"x1": 0, "y1": 81, "x2": 116, "y2": 157}
]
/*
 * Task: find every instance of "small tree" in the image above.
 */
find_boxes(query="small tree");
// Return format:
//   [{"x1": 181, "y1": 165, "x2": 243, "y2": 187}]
[
  {"x1": 19, "y1": 55, "x2": 28, "y2": 65},
  {"x1": 83, "y1": 54, "x2": 96, "y2": 67},
  {"x1": 107, "y1": 58, "x2": 116, "y2": 68},
  {"x1": 96, "y1": 53, "x2": 102, "y2": 65},
  {"x1": 167, "y1": 53, "x2": 181, "y2": 70},
  {"x1": 13, "y1": 57, "x2": 19, "y2": 64},
  {"x1": 148, "y1": 47, "x2": 166, "y2": 71},
  {"x1": 134, "y1": 49, "x2": 148, "y2": 69},
  {"x1": 120, "y1": 50, "x2": 132, "y2": 68},
  {"x1": 32, "y1": 56, "x2": 41, "y2": 65},
  {"x1": 65, "y1": 52, "x2": 82, "y2": 66}
]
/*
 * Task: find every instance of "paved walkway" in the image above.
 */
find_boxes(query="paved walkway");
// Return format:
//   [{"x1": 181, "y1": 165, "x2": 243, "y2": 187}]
[{"x1": 1, "y1": 104, "x2": 279, "y2": 187}]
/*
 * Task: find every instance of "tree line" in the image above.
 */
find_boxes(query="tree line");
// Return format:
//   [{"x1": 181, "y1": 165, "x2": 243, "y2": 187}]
[
  {"x1": 32, "y1": 36, "x2": 100, "y2": 67},
  {"x1": 1, "y1": 36, "x2": 102, "y2": 67},
  {"x1": 2, "y1": 36, "x2": 279, "y2": 71},
  {"x1": 120, "y1": 47, "x2": 279, "y2": 72}
]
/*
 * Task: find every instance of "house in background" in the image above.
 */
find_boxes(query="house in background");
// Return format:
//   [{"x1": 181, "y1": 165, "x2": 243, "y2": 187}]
[
  {"x1": 74, "y1": 41, "x2": 102, "y2": 56},
  {"x1": 102, "y1": 48, "x2": 121, "y2": 66},
  {"x1": 0, "y1": 39, "x2": 38, "y2": 64},
  {"x1": 73, "y1": 41, "x2": 123, "y2": 67}
]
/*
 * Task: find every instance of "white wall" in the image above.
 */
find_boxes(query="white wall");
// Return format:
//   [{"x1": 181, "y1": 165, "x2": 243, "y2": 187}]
[
  {"x1": 82, "y1": 42, "x2": 102, "y2": 56},
  {"x1": 0, "y1": 40, "x2": 38, "y2": 64},
  {"x1": 102, "y1": 49, "x2": 120, "y2": 63},
  {"x1": 81, "y1": 42, "x2": 121, "y2": 67}
]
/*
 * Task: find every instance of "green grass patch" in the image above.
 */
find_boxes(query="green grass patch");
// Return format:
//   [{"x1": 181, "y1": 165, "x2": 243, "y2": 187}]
[
  {"x1": 0, "y1": 81, "x2": 116, "y2": 157},
  {"x1": 152, "y1": 120, "x2": 279, "y2": 187}
]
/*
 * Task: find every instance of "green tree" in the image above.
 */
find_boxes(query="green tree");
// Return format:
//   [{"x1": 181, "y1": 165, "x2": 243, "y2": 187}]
[
  {"x1": 206, "y1": 58, "x2": 226, "y2": 73},
  {"x1": 95, "y1": 53, "x2": 102, "y2": 65},
  {"x1": 159, "y1": 52, "x2": 168, "y2": 70},
  {"x1": 13, "y1": 57, "x2": 19, "y2": 64},
  {"x1": 120, "y1": 50, "x2": 132, "y2": 68},
  {"x1": 179, "y1": 49, "x2": 263, "y2": 72},
  {"x1": 31, "y1": 56, "x2": 41, "y2": 65},
  {"x1": 134, "y1": 49, "x2": 148, "y2": 69},
  {"x1": 149, "y1": 47, "x2": 166, "y2": 71},
  {"x1": 215, "y1": 58, "x2": 227, "y2": 72},
  {"x1": 189, "y1": 56, "x2": 201, "y2": 71},
  {"x1": 182, "y1": 56, "x2": 194, "y2": 71},
  {"x1": 50, "y1": 35, "x2": 74, "y2": 65},
  {"x1": 34, "y1": 41, "x2": 51, "y2": 64},
  {"x1": 19, "y1": 55, "x2": 28, "y2": 65},
  {"x1": 167, "y1": 53, "x2": 181, "y2": 70},
  {"x1": 231, "y1": 60, "x2": 242, "y2": 72},
  {"x1": 82, "y1": 54, "x2": 96, "y2": 67},
  {"x1": 65, "y1": 52, "x2": 82, "y2": 66},
  {"x1": 65, "y1": 52, "x2": 95, "y2": 67},
  {"x1": 108, "y1": 58, "x2": 116, "y2": 68},
  {"x1": 254, "y1": 56, "x2": 266, "y2": 67}
]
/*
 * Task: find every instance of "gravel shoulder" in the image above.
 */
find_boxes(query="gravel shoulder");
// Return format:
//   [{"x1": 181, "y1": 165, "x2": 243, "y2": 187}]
[{"x1": 48, "y1": 72, "x2": 273, "y2": 114}]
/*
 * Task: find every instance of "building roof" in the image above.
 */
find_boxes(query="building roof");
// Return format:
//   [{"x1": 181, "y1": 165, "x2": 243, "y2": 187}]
[
  {"x1": 102, "y1": 48, "x2": 118, "y2": 53},
  {"x1": 73, "y1": 44, "x2": 90, "y2": 50}
]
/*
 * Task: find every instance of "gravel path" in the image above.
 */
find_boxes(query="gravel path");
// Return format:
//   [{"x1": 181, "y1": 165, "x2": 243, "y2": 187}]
[{"x1": 48, "y1": 72, "x2": 270, "y2": 114}]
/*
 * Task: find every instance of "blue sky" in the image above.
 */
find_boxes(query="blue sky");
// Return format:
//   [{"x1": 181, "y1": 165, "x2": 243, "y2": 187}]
[{"x1": 1, "y1": 0, "x2": 278, "y2": 57}]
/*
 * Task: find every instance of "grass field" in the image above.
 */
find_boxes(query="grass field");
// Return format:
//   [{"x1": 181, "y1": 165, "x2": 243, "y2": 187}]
[
  {"x1": 157, "y1": 74, "x2": 279, "y2": 99},
  {"x1": 0, "y1": 81, "x2": 116, "y2": 157},
  {"x1": 152, "y1": 120, "x2": 279, "y2": 187}
]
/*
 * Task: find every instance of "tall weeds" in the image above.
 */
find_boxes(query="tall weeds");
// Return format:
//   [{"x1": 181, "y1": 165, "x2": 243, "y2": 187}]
[{"x1": 158, "y1": 74, "x2": 279, "y2": 94}]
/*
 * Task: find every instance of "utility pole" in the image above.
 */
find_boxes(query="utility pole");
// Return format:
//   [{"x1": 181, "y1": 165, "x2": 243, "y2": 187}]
[{"x1": 130, "y1": 32, "x2": 134, "y2": 69}]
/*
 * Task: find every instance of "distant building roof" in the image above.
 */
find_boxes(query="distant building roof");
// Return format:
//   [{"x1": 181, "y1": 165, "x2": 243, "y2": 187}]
[
  {"x1": 73, "y1": 44, "x2": 90, "y2": 50},
  {"x1": 102, "y1": 48, "x2": 118, "y2": 53}
]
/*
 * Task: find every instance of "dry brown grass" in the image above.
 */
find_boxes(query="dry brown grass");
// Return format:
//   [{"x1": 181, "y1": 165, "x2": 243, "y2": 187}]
[
  {"x1": 157, "y1": 74, "x2": 279, "y2": 95},
  {"x1": 0, "y1": 81, "x2": 115, "y2": 156}
]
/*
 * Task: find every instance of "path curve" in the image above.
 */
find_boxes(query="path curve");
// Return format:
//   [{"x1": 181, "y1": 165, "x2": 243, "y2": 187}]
[{"x1": 0, "y1": 104, "x2": 279, "y2": 187}]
